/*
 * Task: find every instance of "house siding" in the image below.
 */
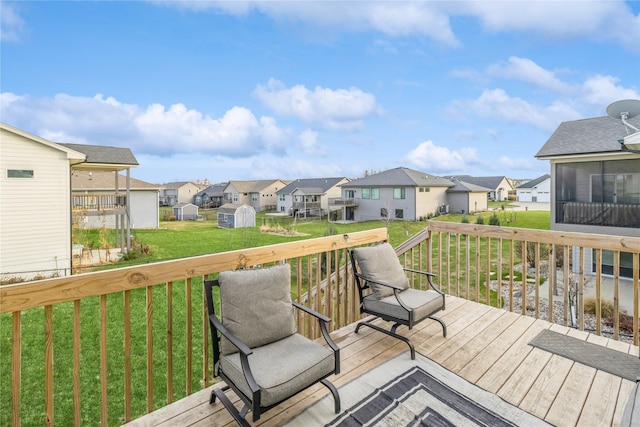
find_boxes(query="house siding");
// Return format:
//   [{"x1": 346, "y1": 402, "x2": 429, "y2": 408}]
[{"x1": 1, "y1": 129, "x2": 73, "y2": 279}]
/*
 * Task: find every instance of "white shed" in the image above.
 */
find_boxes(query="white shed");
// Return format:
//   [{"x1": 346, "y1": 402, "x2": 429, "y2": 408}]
[
  {"x1": 217, "y1": 203, "x2": 256, "y2": 229},
  {"x1": 173, "y1": 203, "x2": 199, "y2": 220}
]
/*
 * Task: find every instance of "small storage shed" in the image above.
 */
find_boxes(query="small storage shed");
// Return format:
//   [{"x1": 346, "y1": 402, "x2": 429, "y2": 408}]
[
  {"x1": 217, "y1": 203, "x2": 256, "y2": 229},
  {"x1": 173, "y1": 203, "x2": 199, "y2": 220}
]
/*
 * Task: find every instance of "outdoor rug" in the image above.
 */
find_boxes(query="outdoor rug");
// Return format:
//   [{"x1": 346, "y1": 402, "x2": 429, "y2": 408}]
[
  {"x1": 529, "y1": 329, "x2": 640, "y2": 381},
  {"x1": 284, "y1": 352, "x2": 551, "y2": 426}
]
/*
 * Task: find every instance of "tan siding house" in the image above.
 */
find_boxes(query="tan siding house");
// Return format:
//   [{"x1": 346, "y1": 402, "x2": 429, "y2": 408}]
[{"x1": 224, "y1": 179, "x2": 287, "y2": 212}]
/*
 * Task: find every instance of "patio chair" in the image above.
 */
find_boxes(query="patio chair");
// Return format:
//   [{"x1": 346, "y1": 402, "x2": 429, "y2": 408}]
[
  {"x1": 204, "y1": 264, "x2": 341, "y2": 426},
  {"x1": 350, "y1": 242, "x2": 447, "y2": 360}
]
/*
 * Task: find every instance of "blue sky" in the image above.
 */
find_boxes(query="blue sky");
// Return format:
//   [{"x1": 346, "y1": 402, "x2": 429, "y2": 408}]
[{"x1": 1, "y1": 1, "x2": 639, "y2": 185}]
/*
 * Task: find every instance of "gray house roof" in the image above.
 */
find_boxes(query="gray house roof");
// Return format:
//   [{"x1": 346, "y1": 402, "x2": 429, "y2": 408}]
[
  {"x1": 342, "y1": 167, "x2": 454, "y2": 188},
  {"x1": 195, "y1": 183, "x2": 227, "y2": 197},
  {"x1": 536, "y1": 115, "x2": 640, "y2": 158},
  {"x1": 72, "y1": 170, "x2": 159, "y2": 190},
  {"x1": 59, "y1": 143, "x2": 138, "y2": 167},
  {"x1": 228, "y1": 179, "x2": 286, "y2": 193},
  {"x1": 517, "y1": 174, "x2": 550, "y2": 189},
  {"x1": 277, "y1": 177, "x2": 347, "y2": 195},
  {"x1": 446, "y1": 175, "x2": 512, "y2": 191},
  {"x1": 446, "y1": 180, "x2": 492, "y2": 193}
]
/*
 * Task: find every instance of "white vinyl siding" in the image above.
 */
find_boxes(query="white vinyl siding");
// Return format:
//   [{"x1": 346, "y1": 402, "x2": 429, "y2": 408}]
[{"x1": 1, "y1": 129, "x2": 73, "y2": 279}]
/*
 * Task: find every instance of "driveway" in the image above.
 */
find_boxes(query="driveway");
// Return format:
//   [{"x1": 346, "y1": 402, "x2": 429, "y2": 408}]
[{"x1": 506, "y1": 201, "x2": 550, "y2": 211}]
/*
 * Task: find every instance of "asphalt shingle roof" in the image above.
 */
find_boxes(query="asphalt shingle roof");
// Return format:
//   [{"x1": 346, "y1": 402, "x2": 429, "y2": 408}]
[
  {"x1": 447, "y1": 176, "x2": 511, "y2": 191},
  {"x1": 446, "y1": 180, "x2": 492, "y2": 193},
  {"x1": 518, "y1": 174, "x2": 550, "y2": 189},
  {"x1": 277, "y1": 177, "x2": 347, "y2": 195},
  {"x1": 60, "y1": 143, "x2": 138, "y2": 166},
  {"x1": 341, "y1": 167, "x2": 453, "y2": 188},
  {"x1": 71, "y1": 170, "x2": 158, "y2": 189},
  {"x1": 536, "y1": 115, "x2": 640, "y2": 158}
]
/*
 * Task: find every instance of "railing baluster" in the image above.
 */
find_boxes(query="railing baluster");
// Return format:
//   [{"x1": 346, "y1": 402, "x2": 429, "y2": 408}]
[
  {"x1": 167, "y1": 282, "x2": 174, "y2": 399},
  {"x1": 100, "y1": 295, "x2": 107, "y2": 426},
  {"x1": 73, "y1": 300, "x2": 81, "y2": 427},
  {"x1": 124, "y1": 290, "x2": 131, "y2": 422},
  {"x1": 521, "y1": 241, "x2": 528, "y2": 316},
  {"x1": 534, "y1": 243, "x2": 540, "y2": 318},
  {"x1": 12, "y1": 311, "x2": 21, "y2": 427},
  {"x1": 485, "y1": 237, "x2": 491, "y2": 305},
  {"x1": 595, "y1": 249, "x2": 602, "y2": 335},
  {"x1": 613, "y1": 251, "x2": 620, "y2": 340},
  {"x1": 45, "y1": 305, "x2": 54, "y2": 426},
  {"x1": 146, "y1": 286, "x2": 153, "y2": 412},
  {"x1": 185, "y1": 278, "x2": 192, "y2": 395}
]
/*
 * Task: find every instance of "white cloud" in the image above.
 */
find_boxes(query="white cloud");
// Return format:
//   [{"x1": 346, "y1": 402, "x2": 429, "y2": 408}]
[
  {"x1": 298, "y1": 129, "x2": 326, "y2": 156},
  {"x1": 151, "y1": 1, "x2": 639, "y2": 52},
  {"x1": 154, "y1": 1, "x2": 460, "y2": 46},
  {"x1": 456, "y1": 89, "x2": 581, "y2": 132},
  {"x1": 0, "y1": 92, "x2": 288, "y2": 157},
  {"x1": 462, "y1": 1, "x2": 640, "y2": 52},
  {"x1": 579, "y1": 75, "x2": 640, "y2": 108},
  {"x1": 488, "y1": 57, "x2": 574, "y2": 94},
  {"x1": 499, "y1": 156, "x2": 536, "y2": 171},
  {"x1": 0, "y1": 3, "x2": 26, "y2": 42},
  {"x1": 253, "y1": 79, "x2": 379, "y2": 130},
  {"x1": 406, "y1": 140, "x2": 480, "y2": 172}
]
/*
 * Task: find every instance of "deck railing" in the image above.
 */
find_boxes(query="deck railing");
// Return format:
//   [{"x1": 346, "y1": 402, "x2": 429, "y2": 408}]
[
  {"x1": 0, "y1": 229, "x2": 388, "y2": 427},
  {"x1": 1, "y1": 223, "x2": 639, "y2": 426},
  {"x1": 414, "y1": 221, "x2": 639, "y2": 344},
  {"x1": 72, "y1": 193, "x2": 127, "y2": 211}
]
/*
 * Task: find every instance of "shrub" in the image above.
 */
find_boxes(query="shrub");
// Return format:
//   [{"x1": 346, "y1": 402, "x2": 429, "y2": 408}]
[
  {"x1": 461, "y1": 215, "x2": 469, "y2": 224},
  {"x1": 489, "y1": 212, "x2": 500, "y2": 226},
  {"x1": 475, "y1": 216, "x2": 485, "y2": 225}
]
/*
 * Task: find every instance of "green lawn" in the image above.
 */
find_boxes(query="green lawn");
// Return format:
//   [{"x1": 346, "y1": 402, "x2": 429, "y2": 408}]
[{"x1": 2, "y1": 209, "x2": 550, "y2": 425}]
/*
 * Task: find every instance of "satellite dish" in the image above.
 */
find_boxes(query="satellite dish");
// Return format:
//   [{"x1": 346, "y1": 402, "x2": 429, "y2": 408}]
[
  {"x1": 606, "y1": 99, "x2": 640, "y2": 153},
  {"x1": 606, "y1": 99, "x2": 640, "y2": 120}
]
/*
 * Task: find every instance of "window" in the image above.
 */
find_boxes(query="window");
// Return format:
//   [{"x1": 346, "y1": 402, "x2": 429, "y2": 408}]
[
  {"x1": 252, "y1": 194, "x2": 258, "y2": 202},
  {"x1": 395, "y1": 209, "x2": 403, "y2": 219},
  {"x1": 593, "y1": 250, "x2": 637, "y2": 279},
  {"x1": 345, "y1": 190, "x2": 355, "y2": 198},
  {"x1": 419, "y1": 187, "x2": 430, "y2": 193},
  {"x1": 232, "y1": 193, "x2": 238, "y2": 202},
  {"x1": 371, "y1": 188, "x2": 380, "y2": 200},
  {"x1": 380, "y1": 208, "x2": 388, "y2": 218},
  {"x1": 8, "y1": 169, "x2": 34, "y2": 178},
  {"x1": 591, "y1": 173, "x2": 640, "y2": 204},
  {"x1": 393, "y1": 188, "x2": 405, "y2": 199},
  {"x1": 279, "y1": 194, "x2": 285, "y2": 201},
  {"x1": 362, "y1": 188, "x2": 370, "y2": 199}
]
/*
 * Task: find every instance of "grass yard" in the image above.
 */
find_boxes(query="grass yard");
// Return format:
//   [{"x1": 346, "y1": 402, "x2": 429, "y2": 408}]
[{"x1": 2, "y1": 209, "x2": 550, "y2": 425}]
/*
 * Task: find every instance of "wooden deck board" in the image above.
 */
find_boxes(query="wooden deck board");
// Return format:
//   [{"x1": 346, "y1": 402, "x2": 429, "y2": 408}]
[{"x1": 123, "y1": 297, "x2": 636, "y2": 427}]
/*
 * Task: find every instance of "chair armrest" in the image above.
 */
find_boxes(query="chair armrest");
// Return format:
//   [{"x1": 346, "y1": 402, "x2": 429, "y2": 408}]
[
  {"x1": 402, "y1": 267, "x2": 444, "y2": 295},
  {"x1": 402, "y1": 267, "x2": 436, "y2": 278},
  {"x1": 354, "y1": 271, "x2": 405, "y2": 291},
  {"x1": 210, "y1": 314, "x2": 261, "y2": 394},
  {"x1": 209, "y1": 314, "x2": 252, "y2": 356},
  {"x1": 293, "y1": 301, "x2": 340, "y2": 373},
  {"x1": 293, "y1": 300, "x2": 331, "y2": 323}
]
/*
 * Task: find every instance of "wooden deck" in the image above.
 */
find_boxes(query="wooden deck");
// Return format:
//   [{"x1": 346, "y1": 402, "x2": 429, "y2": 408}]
[{"x1": 124, "y1": 297, "x2": 638, "y2": 427}]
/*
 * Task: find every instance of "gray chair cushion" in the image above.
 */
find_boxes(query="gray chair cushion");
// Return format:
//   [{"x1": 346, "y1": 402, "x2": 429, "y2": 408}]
[
  {"x1": 362, "y1": 288, "x2": 444, "y2": 323},
  {"x1": 352, "y1": 243, "x2": 409, "y2": 299},
  {"x1": 220, "y1": 333, "x2": 335, "y2": 407},
  {"x1": 219, "y1": 264, "x2": 296, "y2": 355}
]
